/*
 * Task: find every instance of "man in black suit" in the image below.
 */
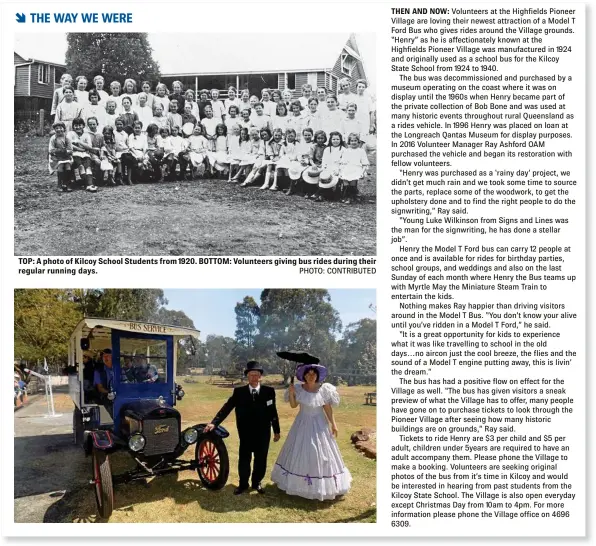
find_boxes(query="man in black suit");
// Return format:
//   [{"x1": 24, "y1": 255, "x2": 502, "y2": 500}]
[{"x1": 204, "y1": 361, "x2": 280, "y2": 495}]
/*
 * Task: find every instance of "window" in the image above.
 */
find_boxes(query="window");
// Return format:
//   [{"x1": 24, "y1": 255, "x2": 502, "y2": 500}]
[
  {"x1": 341, "y1": 53, "x2": 356, "y2": 76},
  {"x1": 330, "y1": 75, "x2": 338, "y2": 93},
  {"x1": 38, "y1": 64, "x2": 49, "y2": 85},
  {"x1": 118, "y1": 337, "x2": 167, "y2": 384},
  {"x1": 287, "y1": 73, "x2": 296, "y2": 90},
  {"x1": 307, "y1": 72, "x2": 318, "y2": 87}
]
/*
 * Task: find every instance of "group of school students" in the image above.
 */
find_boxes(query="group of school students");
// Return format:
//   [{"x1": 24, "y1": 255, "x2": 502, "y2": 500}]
[{"x1": 48, "y1": 74, "x2": 375, "y2": 203}]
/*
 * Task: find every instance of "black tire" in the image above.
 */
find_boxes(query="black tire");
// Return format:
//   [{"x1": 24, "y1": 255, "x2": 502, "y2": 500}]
[
  {"x1": 92, "y1": 448, "x2": 114, "y2": 519},
  {"x1": 196, "y1": 434, "x2": 229, "y2": 490}
]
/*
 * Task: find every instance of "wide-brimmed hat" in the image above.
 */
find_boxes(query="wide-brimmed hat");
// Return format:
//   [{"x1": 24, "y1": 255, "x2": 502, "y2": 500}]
[
  {"x1": 302, "y1": 166, "x2": 321, "y2": 185},
  {"x1": 182, "y1": 122, "x2": 195, "y2": 136},
  {"x1": 289, "y1": 164, "x2": 306, "y2": 180},
  {"x1": 296, "y1": 363, "x2": 327, "y2": 383},
  {"x1": 244, "y1": 361, "x2": 264, "y2": 375},
  {"x1": 318, "y1": 169, "x2": 339, "y2": 189}
]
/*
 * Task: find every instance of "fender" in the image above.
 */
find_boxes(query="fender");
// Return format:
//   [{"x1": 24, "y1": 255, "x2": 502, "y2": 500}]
[
  {"x1": 193, "y1": 423, "x2": 230, "y2": 439},
  {"x1": 89, "y1": 429, "x2": 115, "y2": 450}
]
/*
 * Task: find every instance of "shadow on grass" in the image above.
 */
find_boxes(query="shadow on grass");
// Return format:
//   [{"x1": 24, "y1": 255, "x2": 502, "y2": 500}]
[
  {"x1": 15, "y1": 433, "x2": 83, "y2": 499},
  {"x1": 14, "y1": 387, "x2": 375, "y2": 523},
  {"x1": 44, "y1": 470, "x2": 349, "y2": 523},
  {"x1": 333, "y1": 507, "x2": 376, "y2": 523}
]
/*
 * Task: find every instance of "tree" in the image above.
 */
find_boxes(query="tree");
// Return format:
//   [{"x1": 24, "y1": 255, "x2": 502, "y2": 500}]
[
  {"x1": 204, "y1": 335, "x2": 235, "y2": 375},
  {"x1": 354, "y1": 340, "x2": 376, "y2": 386},
  {"x1": 70, "y1": 289, "x2": 168, "y2": 322},
  {"x1": 14, "y1": 290, "x2": 80, "y2": 372},
  {"x1": 151, "y1": 307, "x2": 198, "y2": 374},
  {"x1": 68, "y1": 289, "x2": 103, "y2": 316},
  {"x1": 337, "y1": 318, "x2": 377, "y2": 385},
  {"x1": 152, "y1": 307, "x2": 195, "y2": 329},
  {"x1": 256, "y1": 290, "x2": 342, "y2": 384},
  {"x1": 66, "y1": 33, "x2": 161, "y2": 88},
  {"x1": 233, "y1": 296, "x2": 260, "y2": 365}
]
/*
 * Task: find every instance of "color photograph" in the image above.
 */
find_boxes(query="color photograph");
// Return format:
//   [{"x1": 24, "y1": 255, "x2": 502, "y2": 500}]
[
  {"x1": 14, "y1": 289, "x2": 377, "y2": 523},
  {"x1": 14, "y1": 33, "x2": 376, "y2": 256}
]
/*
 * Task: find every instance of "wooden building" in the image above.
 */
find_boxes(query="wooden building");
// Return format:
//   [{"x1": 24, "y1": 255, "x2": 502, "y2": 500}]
[
  {"x1": 14, "y1": 52, "x2": 66, "y2": 112},
  {"x1": 160, "y1": 34, "x2": 368, "y2": 98}
]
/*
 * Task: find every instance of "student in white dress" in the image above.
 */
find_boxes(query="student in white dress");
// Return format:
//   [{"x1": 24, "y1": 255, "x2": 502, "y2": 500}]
[
  {"x1": 271, "y1": 362, "x2": 351, "y2": 501},
  {"x1": 298, "y1": 83, "x2": 313, "y2": 110},
  {"x1": 339, "y1": 132, "x2": 370, "y2": 204},
  {"x1": 51, "y1": 73, "x2": 73, "y2": 119},
  {"x1": 352, "y1": 79, "x2": 376, "y2": 137},
  {"x1": 93, "y1": 75, "x2": 110, "y2": 104},
  {"x1": 74, "y1": 76, "x2": 90, "y2": 108}
]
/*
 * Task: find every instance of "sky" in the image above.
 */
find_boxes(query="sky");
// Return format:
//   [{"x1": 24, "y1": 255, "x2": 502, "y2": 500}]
[
  {"x1": 162, "y1": 289, "x2": 376, "y2": 338},
  {"x1": 14, "y1": 32, "x2": 376, "y2": 93}
]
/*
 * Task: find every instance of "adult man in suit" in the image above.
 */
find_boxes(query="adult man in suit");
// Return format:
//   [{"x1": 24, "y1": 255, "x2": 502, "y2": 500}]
[{"x1": 204, "y1": 361, "x2": 280, "y2": 495}]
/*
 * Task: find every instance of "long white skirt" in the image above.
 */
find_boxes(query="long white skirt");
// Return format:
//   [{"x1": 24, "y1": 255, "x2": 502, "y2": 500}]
[
  {"x1": 188, "y1": 151, "x2": 206, "y2": 168},
  {"x1": 340, "y1": 163, "x2": 365, "y2": 182},
  {"x1": 271, "y1": 407, "x2": 352, "y2": 500}
]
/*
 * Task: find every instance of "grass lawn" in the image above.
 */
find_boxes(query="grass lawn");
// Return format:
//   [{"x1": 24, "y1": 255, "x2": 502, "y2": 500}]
[
  {"x1": 14, "y1": 134, "x2": 376, "y2": 256},
  {"x1": 39, "y1": 377, "x2": 376, "y2": 523}
]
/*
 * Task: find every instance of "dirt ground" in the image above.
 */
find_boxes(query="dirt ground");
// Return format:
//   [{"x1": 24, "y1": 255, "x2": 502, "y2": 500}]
[
  {"x1": 14, "y1": 390, "x2": 87, "y2": 523},
  {"x1": 14, "y1": 134, "x2": 376, "y2": 256}
]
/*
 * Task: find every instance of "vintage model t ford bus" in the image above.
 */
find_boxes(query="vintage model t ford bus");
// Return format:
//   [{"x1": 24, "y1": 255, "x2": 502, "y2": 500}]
[{"x1": 68, "y1": 317, "x2": 230, "y2": 518}]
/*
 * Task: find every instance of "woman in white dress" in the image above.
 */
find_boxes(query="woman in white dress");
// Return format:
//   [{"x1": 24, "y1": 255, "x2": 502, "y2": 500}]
[
  {"x1": 271, "y1": 363, "x2": 352, "y2": 500},
  {"x1": 352, "y1": 79, "x2": 375, "y2": 137}
]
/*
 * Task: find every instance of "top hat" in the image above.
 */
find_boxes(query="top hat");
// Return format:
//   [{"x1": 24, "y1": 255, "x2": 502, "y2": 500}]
[{"x1": 244, "y1": 361, "x2": 264, "y2": 375}]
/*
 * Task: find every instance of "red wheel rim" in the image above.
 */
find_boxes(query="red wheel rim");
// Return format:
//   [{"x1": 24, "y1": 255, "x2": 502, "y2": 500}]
[
  {"x1": 93, "y1": 454, "x2": 102, "y2": 507},
  {"x1": 198, "y1": 440, "x2": 221, "y2": 483}
]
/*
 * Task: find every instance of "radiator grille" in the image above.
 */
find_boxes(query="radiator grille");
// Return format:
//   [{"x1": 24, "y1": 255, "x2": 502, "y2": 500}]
[{"x1": 143, "y1": 418, "x2": 179, "y2": 456}]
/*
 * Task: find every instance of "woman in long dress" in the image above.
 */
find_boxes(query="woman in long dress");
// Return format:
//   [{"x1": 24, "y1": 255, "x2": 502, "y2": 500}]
[{"x1": 271, "y1": 364, "x2": 352, "y2": 500}]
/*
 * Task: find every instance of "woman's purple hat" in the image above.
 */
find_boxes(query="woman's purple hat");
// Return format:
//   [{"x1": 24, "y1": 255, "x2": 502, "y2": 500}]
[{"x1": 296, "y1": 363, "x2": 327, "y2": 383}]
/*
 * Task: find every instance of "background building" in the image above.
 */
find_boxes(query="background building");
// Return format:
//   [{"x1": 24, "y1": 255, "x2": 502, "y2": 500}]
[
  {"x1": 160, "y1": 34, "x2": 367, "y2": 97},
  {"x1": 14, "y1": 51, "x2": 65, "y2": 112}
]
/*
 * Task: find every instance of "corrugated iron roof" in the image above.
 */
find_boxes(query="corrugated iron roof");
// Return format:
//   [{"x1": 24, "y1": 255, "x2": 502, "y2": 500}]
[{"x1": 13, "y1": 51, "x2": 66, "y2": 68}]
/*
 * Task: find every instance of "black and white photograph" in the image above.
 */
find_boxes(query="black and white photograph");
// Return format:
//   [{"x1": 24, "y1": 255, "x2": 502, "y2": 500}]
[{"x1": 14, "y1": 33, "x2": 376, "y2": 256}]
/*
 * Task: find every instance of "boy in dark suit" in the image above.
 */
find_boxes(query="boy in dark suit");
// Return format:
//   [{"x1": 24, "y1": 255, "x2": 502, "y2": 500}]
[{"x1": 204, "y1": 361, "x2": 280, "y2": 494}]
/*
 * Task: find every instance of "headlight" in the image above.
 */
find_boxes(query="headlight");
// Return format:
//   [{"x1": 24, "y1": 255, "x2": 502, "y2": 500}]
[
  {"x1": 183, "y1": 428, "x2": 198, "y2": 444},
  {"x1": 176, "y1": 389, "x2": 185, "y2": 400},
  {"x1": 128, "y1": 433, "x2": 146, "y2": 452}
]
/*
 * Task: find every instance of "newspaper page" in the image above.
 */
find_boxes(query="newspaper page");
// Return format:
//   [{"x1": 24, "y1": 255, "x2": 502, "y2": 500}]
[{"x1": 1, "y1": 0, "x2": 589, "y2": 543}]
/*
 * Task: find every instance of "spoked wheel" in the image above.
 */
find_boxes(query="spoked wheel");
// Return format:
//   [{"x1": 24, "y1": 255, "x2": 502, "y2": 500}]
[
  {"x1": 92, "y1": 447, "x2": 114, "y2": 519},
  {"x1": 196, "y1": 434, "x2": 229, "y2": 489}
]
